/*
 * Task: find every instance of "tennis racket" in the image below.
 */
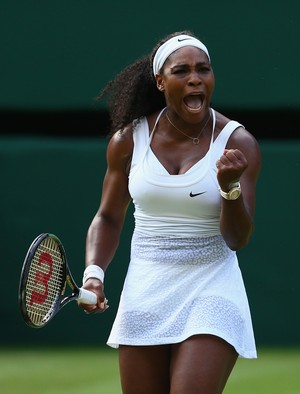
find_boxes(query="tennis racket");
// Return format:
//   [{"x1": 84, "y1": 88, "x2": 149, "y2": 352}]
[{"x1": 19, "y1": 233, "x2": 97, "y2": 328}]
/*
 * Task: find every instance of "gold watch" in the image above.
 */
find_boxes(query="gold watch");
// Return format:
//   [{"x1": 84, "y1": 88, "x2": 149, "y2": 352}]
[{"x1": 219, "y1": 182, "x2": 241, "y2": 200}]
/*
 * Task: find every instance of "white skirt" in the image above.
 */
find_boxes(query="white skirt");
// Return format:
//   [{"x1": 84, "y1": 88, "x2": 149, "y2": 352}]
[{"x1": 107, "y1": 232, "x2": 257, "y2": 359}]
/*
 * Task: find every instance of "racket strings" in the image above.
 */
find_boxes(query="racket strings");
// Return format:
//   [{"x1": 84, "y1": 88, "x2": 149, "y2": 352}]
[{"x1": 25, "y1": 237, "x2": 64, "y2": 326}]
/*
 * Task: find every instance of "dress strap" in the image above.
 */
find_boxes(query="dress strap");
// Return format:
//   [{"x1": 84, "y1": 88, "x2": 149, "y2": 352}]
[
  {"x1": 149, "y1": 107, "x2": 167, "y2": 143},
  {"x1": 209, "y1": 115, "x2": 244, "y2": 165},
  {"x1": 130, "y1": 108, "x2": 167, "y2": 176},
  {"x1": 208, "y1": 108, "x2": 216, "y2": 149}
]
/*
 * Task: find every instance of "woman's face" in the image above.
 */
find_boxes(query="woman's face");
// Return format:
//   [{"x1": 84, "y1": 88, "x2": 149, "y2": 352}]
[{"x1": 156, "y1": 46, "x2": 215, "y2": 124}]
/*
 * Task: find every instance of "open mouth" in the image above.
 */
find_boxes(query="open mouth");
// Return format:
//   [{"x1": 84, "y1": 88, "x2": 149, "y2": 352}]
[{"x1": 183, "y1": 93, "x2": 204, "y2": 112}]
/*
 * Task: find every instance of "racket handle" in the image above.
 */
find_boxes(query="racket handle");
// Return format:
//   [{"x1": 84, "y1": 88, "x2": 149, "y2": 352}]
[{"x1": 78, "y1": 288, "x2": 98, "y2": 305}]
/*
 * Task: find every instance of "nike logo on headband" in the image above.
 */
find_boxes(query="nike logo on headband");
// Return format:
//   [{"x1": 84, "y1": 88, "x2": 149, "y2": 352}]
[
  {"x1": 178, "y1": 38, "x2": 192, "y2": 42},
  {"x1": 189, "y1": 191, "x2": 206, "y2": 197}
]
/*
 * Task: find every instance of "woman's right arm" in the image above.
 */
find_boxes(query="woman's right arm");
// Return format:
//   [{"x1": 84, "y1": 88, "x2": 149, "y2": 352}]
[{"x1": 79, "y1": 127, "x2": 133, "y2": 313}]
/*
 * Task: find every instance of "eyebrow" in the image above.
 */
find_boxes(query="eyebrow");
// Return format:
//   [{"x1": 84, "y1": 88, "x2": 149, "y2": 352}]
[{"x1": 170, "y1": 61, "x2": 209, "y2": 70}]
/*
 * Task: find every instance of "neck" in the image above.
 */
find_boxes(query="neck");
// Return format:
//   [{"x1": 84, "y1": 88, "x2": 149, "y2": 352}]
[{"x1": 166, "y1": 109, "x2": 211, "y2": 143}]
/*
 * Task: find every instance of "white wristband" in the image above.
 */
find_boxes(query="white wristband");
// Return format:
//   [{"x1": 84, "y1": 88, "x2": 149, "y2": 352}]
[{"x1": 82, "y1": 265, "x2": 105, "y2": 285}]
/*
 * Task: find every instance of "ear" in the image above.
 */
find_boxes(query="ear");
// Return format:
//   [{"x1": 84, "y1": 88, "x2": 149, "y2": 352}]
[{"x1": 155, "y1": 74, "x2": 165, "y2": 92}]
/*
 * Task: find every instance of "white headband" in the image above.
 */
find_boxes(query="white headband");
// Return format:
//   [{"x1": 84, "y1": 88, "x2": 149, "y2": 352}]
[{"x1": 152, "y1": 34, "x2": 210, "y2": 76}]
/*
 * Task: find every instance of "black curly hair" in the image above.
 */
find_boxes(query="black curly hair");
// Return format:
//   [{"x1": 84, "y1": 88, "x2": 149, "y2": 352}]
[{"x1": 97, "y1": 30, "x2": 198, "y2": 136}]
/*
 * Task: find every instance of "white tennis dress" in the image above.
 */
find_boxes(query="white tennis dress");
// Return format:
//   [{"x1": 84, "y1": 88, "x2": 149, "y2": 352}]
[{"x1": 107, "y1": 108, "x2": 257, "y2": 358}]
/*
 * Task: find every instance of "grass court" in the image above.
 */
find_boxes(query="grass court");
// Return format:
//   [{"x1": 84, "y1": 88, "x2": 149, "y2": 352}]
[{"x1": 1, "y1": 347, "x2": 299, "y2": 393}]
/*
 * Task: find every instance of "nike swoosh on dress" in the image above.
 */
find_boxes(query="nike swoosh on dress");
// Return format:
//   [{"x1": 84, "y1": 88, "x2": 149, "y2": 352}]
[{"x1": 189, "y1": 192, "x2": 206, "y2": 197}]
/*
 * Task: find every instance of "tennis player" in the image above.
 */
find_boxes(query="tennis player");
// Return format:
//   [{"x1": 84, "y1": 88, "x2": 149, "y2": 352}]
[{"x1": 79, "y1": 30, "x2": 261, "y2": 393}]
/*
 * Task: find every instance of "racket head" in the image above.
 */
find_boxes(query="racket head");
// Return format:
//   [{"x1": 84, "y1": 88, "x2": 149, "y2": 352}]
[{"x1": 19, "y1": 233, "x2": 67, "y2": 328}]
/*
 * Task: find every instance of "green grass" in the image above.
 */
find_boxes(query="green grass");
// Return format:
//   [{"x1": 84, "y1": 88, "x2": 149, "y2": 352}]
[
  {"x1": 0, "y1": 347, "x2": 299, "y2": 393},
  {"x1": 225, "y1": 348, "x2": 300, "y2": 394},
  {"x1": 0, "y1": 347, "x2": 121, "y2": 394}
]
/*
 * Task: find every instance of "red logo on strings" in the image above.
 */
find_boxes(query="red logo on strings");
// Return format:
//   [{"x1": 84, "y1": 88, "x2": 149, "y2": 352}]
[{"x1": 30, "y1": 252, "x2": 53, "y2": 305}]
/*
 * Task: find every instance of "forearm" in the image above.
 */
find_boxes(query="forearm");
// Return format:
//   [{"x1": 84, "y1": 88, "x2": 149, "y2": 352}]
[
  {"x1": 219, "y1": 195, "x2": 254, "y2": 251},
  {"x1": 85, "y1": 213, "x2": 124, "y2": 272}
]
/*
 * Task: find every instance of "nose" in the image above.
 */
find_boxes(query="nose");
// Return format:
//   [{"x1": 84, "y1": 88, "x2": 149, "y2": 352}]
[{"x1": 187, "y1": 71, "x2": 202, "y2": 86}]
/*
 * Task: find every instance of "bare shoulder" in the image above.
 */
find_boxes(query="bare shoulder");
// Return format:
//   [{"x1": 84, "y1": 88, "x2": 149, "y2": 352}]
[
  {"x1": 227, "y1": 125, "x2": 261, "y2": 162},
  {"x1": 227, "y1": 123, "x2": 262, "y2": 180},
  {"x1": 107, "y1": 124, "x2": 134, "y2": 173},
  {"x1": 215, "y1": 110, "x2": 261, "y2": 161}
]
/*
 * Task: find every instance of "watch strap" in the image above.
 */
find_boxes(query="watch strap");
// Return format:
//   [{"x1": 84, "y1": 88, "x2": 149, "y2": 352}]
[{"x1": 219, "y1": 182, "x2": 241, "y2": 200}]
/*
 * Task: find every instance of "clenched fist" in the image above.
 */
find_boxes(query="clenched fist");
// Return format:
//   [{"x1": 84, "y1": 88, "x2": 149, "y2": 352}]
[{"x1": 216, "y1": 149, "x2": 248, "y2": 192}]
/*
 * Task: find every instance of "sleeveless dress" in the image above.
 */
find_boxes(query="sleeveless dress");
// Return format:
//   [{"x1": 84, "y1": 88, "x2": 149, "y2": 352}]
[{"x1": 107, "y1": 108, "x2": 257, "y2": 359}]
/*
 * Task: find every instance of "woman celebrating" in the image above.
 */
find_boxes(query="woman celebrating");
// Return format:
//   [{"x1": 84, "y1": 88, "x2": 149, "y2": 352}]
[{"x1": 79, "y1": 31, "x2": 261, "y2": 393}]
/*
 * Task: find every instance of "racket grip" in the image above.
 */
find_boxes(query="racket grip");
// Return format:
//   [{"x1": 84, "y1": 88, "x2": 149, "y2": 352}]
[{"x1": 78, "y1": 288, "x2": 98, "y2": 305}]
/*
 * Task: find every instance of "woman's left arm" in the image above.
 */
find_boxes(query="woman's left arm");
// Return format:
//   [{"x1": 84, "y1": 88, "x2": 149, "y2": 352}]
[{"x1": 216, "y1": 128, "x2": 261, "y2": 250}]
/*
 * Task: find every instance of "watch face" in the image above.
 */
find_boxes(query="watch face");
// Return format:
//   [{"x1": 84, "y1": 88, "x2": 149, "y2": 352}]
[{"x1": 230, "y1": 188, "x2": 241, "y2": 200}]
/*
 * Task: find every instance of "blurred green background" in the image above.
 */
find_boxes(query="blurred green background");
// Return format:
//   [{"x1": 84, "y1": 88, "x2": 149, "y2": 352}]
[
  {"x1": 1, "y1": 0, "x2": 299, "y2": 110},
  {"x1": 1, "y1": 0, "x2": 299, "y2": 356}
]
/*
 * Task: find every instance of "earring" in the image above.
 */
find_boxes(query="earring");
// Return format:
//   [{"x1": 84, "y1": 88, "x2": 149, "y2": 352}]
[{"x1": 158, "y1": 86, "x2": 164, "y2": 92}]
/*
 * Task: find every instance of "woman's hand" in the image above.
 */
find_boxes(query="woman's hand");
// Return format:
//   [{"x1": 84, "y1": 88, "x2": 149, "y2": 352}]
[
  {"x1": 78, "y1": 278, "x2": 109, "y2": 314},
  {"x1": 216, "y1": 149, "x2": 248, "y2": 191}
]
